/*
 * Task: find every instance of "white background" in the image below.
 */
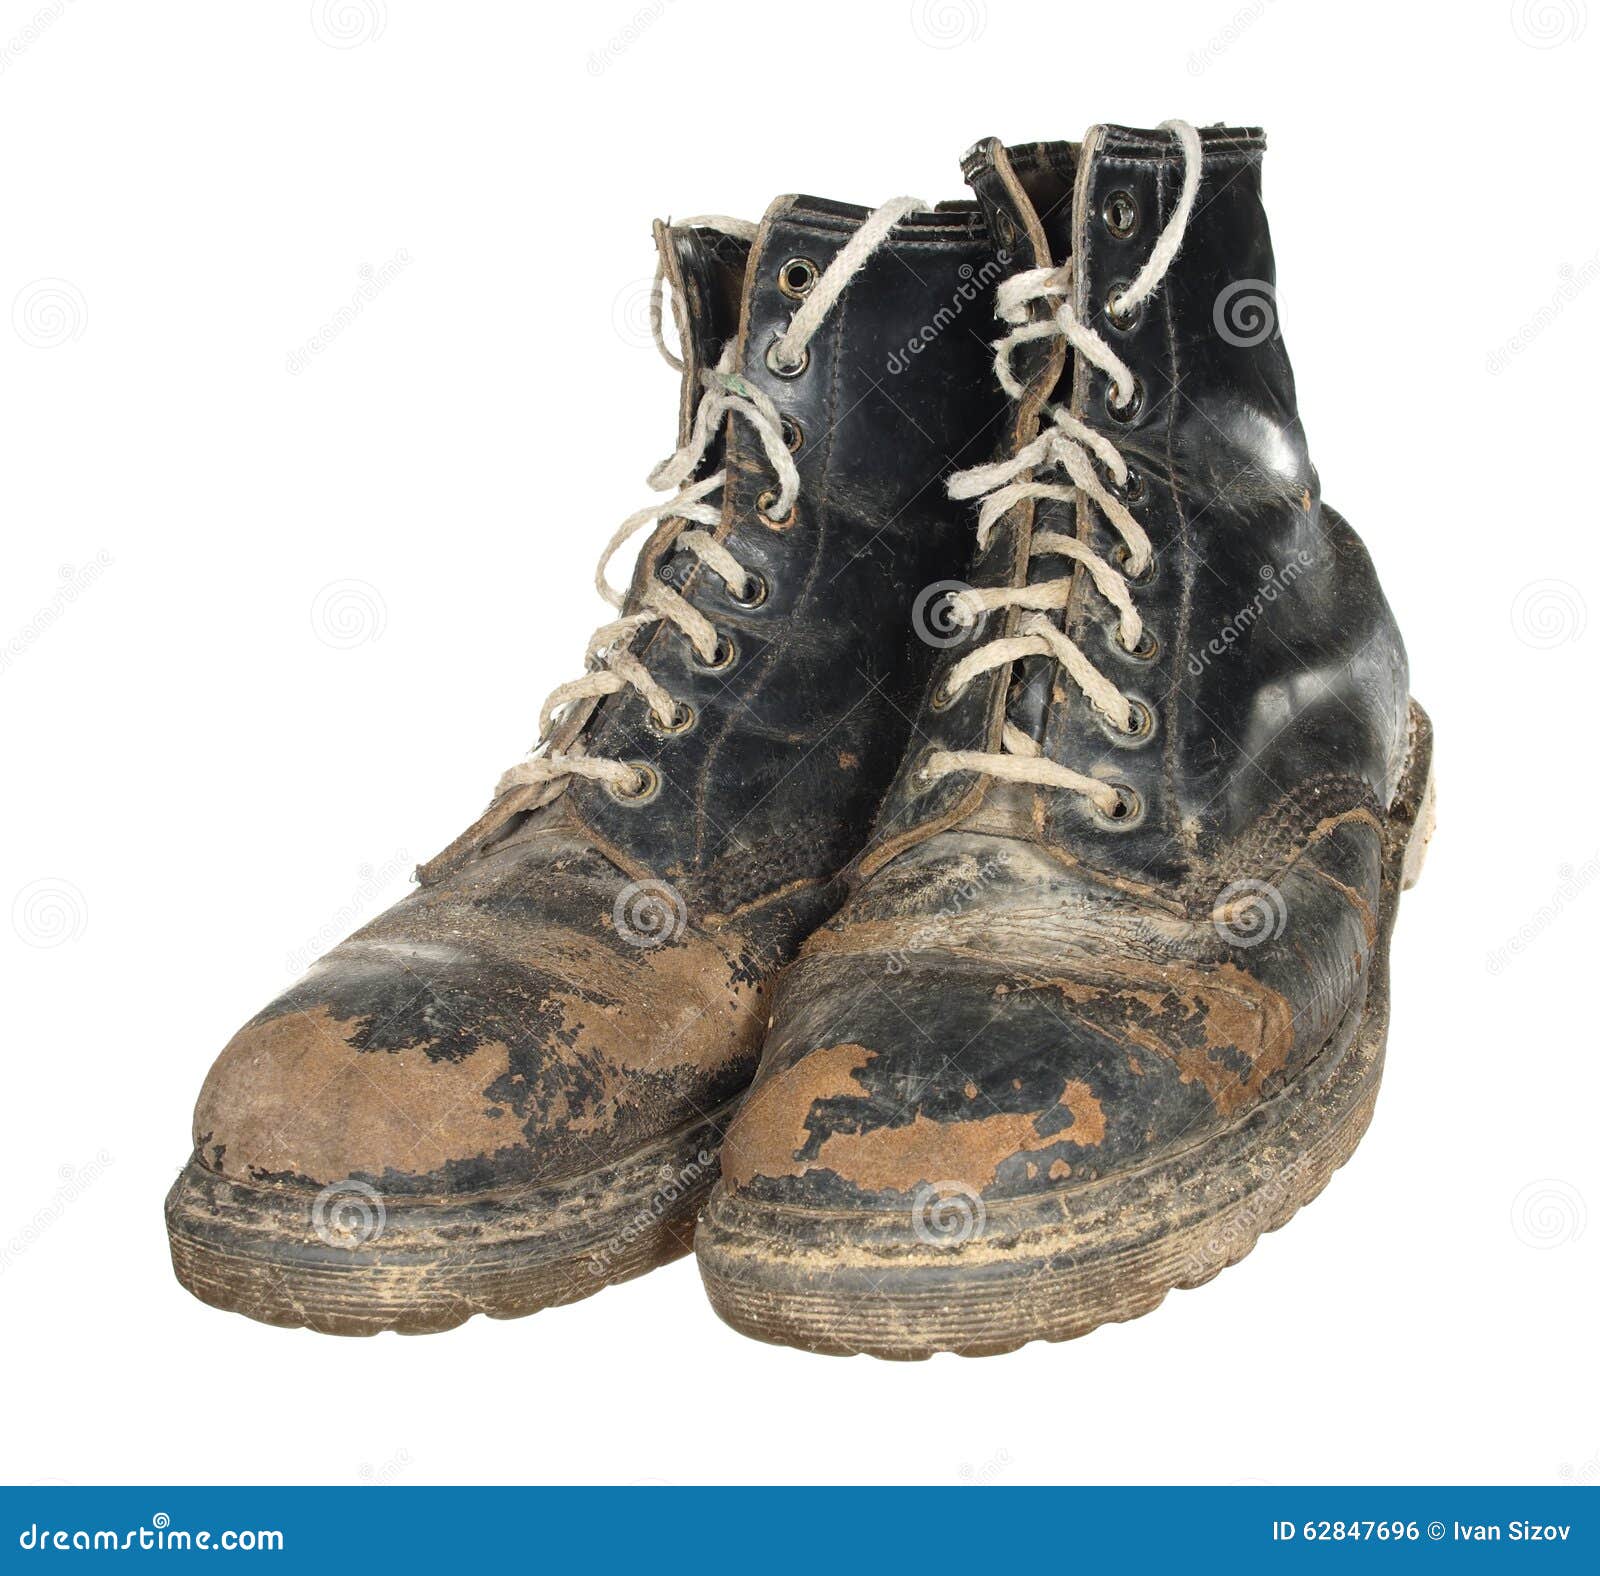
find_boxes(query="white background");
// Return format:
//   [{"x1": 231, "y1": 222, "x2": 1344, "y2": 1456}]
[{"x1": 3, "y1": 0, "x2": 1595, "y2": 1488}]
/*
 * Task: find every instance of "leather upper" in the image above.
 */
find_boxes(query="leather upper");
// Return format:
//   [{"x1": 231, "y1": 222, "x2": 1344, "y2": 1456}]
[
  {"x1": 191, "y1": 197, "x2": 1007, "y2": 1197},
  {"x1": 722, "y1": 125, "x2": 1416, "y2": 1216}
]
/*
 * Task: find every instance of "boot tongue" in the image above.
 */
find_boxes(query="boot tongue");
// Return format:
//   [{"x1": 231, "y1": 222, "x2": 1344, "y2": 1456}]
[{"x1": 654, "y1": 218, "x2": 751, "y2": 438}]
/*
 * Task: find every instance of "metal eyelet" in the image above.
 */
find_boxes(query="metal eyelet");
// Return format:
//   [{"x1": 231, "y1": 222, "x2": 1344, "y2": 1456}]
[
  {"x1": 993, "y1": 210, "x2": 1017, "y2": 249},
  {"x1": 1106, "y1": 375, "x2": 1144, "y2": 423},
  {"x1": 1111, "y1": 466, "x2": 1147, "y2": 506},
  {"x1": 693, "y1": 634, "x2": 737, "y2": 672},
  {"x1": 778, "y1": 257, "x2": 819, "y2": 300},
  {"x1": 647, "y1": 702, "x2": 695, "y2": 737},
  {"x1": 929, "y1": 675, "x2": 961, "y2": 712},
  {"x1": 1106, "y1": 284, "x2": 1142, "y2": 333},
  {"x1": 1091, "y1": 783, "x2": 1143, "y2": 828},
  {"x1": 1103, "y1": 697, "x2": 1155, "y2": 745},
  {"x1": 726, "y1": 570, "x2": 769, "y2": 610},
  {"x1": 1112, "y1": 542, "x2": 1157, "y2": 585},
  {"x1": 1102, "y1": 189, "x2": 1138, "y2": 239},
  {"x1": 766, "y1": 337, "x2": 809, "y2": 378},
  {"x1": 756, "y1": 489, "x2": 794, "y2": 528},
  {"x1": 608, "y1": 762, "x2": 660, "y2": 805},
  {"x1": 1116, "y1": 626, "x2": 1160, "y2": 663},
  {"x1": 780, "y1": 415, "x2": 804, "y2": 453}
]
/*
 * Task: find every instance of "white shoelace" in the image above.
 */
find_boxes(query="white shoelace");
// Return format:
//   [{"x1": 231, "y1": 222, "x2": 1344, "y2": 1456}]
[
  {"x1": 497, "y1": 197, "x2": 924, "y2": 801},
  {"x1": 922, "y1": 120, "x2": 1202, "y2": 817}
]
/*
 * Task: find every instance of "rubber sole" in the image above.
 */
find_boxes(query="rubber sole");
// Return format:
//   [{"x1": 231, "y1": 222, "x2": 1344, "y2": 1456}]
[
  {"x1": 696, "y1": 702, "x2": 1434, "y2": 1359},
  {"x1": 166, "y1": 1098, "x2": 732, "y2": 1335}
]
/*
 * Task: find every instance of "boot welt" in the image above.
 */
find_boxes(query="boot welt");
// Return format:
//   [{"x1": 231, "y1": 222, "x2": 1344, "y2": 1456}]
[{"x1": 165, "y1": 1097, "x2": 735, "y2": 1335}]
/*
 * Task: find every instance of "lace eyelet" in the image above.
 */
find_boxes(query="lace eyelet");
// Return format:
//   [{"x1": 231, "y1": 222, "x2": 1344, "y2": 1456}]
[
  {"x1": 1111, "y1": 466, "x2": 1147, "y2": 506},
  {"x1": 1103, "y1": 697, "x2": 1156, "y2": 744},
  {"x1": 693, "y1": 634, "x2": 737, "y2": 672},
  {"x1": 756, "y1": 489, "x2": 795, "y2": 528},
  {"x1": 766, "y1": 337, "x2": 809, "y2": 378},
  {"x1": 780, "y1": 415, "x2": 804, "y2": 453},
  {"x1": 1116, "y1": 626, "x2": 1160, "y2": 663},
  {"x1": 1106, "y1": 285, "x2": 1142, "y2": 333},
  {"x1": 1106, "y1": 375, "x2": 1144, "y2": 423},
  {"x1": 726, "y1": 570, "x2": 769, "y2": 610},
  {"x1": 929, "y1": 675, "x2": 962, "y2": 712},
  {"x1": 1112, "y1": 542, "x2": 1157, "y2": 586},
  {"x1": 608, "y1": 763, "x2": 660, "y2": 805},
  {"x1": 647, "y1": 702, "x2": 695, "y2": 737},
  {"x1": 1091, "y1": 783, "x2": 1143, "y2": 828},
  {"x1": 1102, "y1": 189, "x2": 1138, "y2": 239},
  {"x1": 993, "y1": 210, "x2": 1017, "y2": 249},
  {"x1": 778, "y1": 257, "x2": 819, "y2": 300}
]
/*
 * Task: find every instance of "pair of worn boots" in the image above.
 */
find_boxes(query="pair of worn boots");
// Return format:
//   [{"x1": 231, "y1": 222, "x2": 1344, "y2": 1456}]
[{"x1": 167, "y1": 121, "x2": 1433, "y2": 1358}]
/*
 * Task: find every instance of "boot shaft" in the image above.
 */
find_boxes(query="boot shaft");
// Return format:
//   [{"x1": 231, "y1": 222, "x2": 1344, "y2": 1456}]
[{"x1": 863, "y1": 124, "x2": 1408, "y2": 887}]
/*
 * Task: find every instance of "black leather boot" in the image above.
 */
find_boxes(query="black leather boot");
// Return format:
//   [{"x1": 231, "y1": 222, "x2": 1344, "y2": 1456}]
[
  {"x1": 698, "y1": 123, "x2": 1434, "y2": 1357},
  {"x1": 166, "y1": 194, "x2": 1005, "y2": 1332}
]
